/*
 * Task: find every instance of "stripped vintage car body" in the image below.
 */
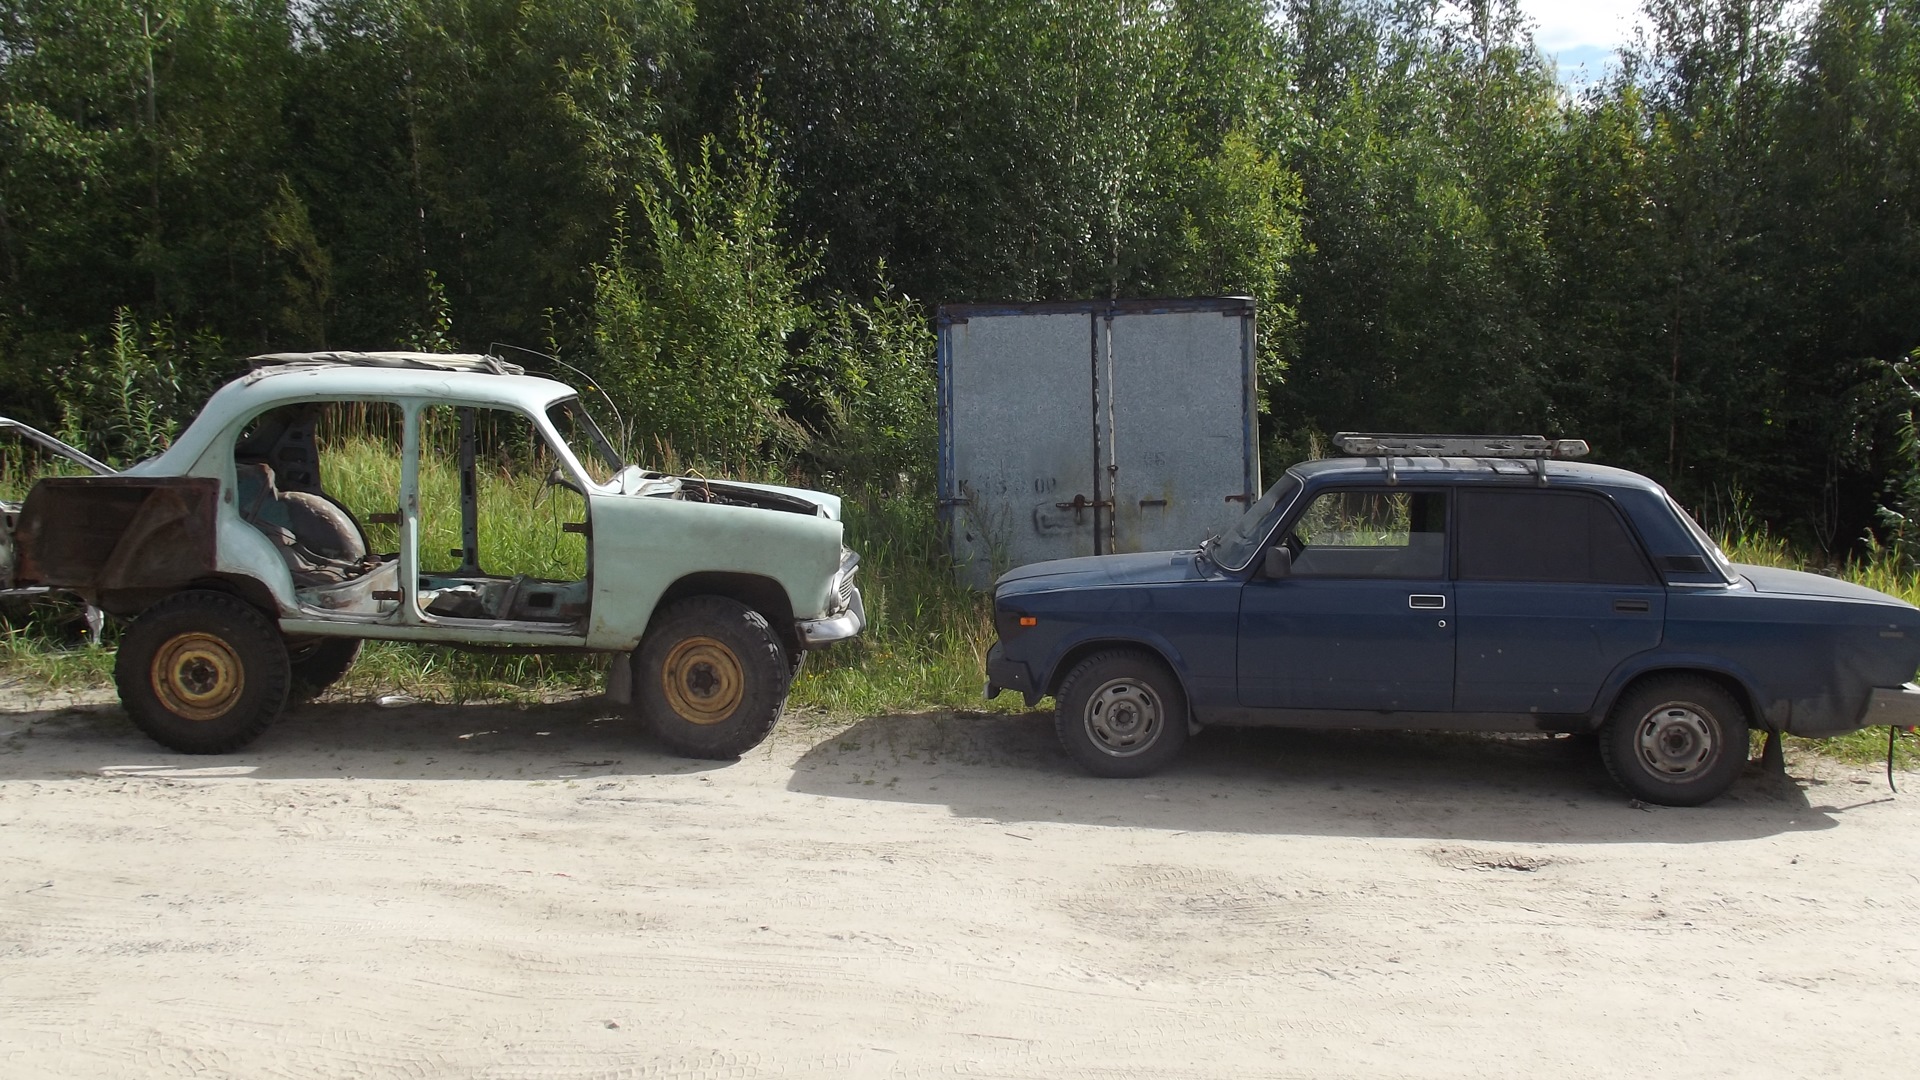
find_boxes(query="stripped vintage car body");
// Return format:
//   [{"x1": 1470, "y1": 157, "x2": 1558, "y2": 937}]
[
  {"x1": 985, "y1": 433, "x2": 1920, "y2": 806},
  {"x1": 10, "y1": 352, "x2": 864, "y2": 758}
]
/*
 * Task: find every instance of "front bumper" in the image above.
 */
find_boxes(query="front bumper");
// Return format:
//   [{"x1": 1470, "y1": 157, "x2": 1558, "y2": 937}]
[
  {"x1": 1862, "y1": 683, "x2": 1920, "y2": 728},
  {"x1": 983, "y1": 641, "x2": 1040, "y2": 706},
  {"x1": 796, "y1": 587, "x2": 865, "y2": 648}
]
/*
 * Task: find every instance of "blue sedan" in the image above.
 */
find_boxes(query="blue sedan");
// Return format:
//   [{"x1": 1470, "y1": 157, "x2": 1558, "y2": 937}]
[{"x1": 984, "y1": 434, "x2": 1920, "y2": 805}]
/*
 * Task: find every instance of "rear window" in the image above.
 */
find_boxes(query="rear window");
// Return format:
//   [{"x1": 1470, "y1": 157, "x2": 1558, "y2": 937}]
[{"x1": 1456, "y1": 489, "x2": 1653, "y2": 585}]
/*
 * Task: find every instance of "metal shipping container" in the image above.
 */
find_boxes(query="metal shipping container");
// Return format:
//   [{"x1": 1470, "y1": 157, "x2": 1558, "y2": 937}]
[{"x1": 938, "y1": 297, "x2": 1261, "y2": 586}]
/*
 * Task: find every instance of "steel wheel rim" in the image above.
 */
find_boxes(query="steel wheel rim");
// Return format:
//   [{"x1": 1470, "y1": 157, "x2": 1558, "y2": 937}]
[
  {"x1": 151, "y1": 632, "x2": 246, "y2": 721},
  {"x1": 1636, "y1": 701, "x2": 1718, "y2": 778},
  {"x1": 1083, "y1": 677, "x2": 1163, "y2": 758},
  {"x1": 662, "y1": 636, "x2": 744, "y2": 725}
]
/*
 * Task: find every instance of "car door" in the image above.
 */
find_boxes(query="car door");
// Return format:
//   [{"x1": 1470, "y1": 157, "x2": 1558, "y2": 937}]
[
  {"x1": 1238, "y1": 487, "x2": 1455, "y2": 711},
  {"x1": 1451, "y1": 487, "x2": 1664, "y2": 713}
]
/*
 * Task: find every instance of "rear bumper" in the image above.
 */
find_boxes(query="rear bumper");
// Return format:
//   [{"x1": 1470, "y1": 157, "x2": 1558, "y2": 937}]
[
  {"x1": 1863, "y1": 683, "x2": 1920, "y2": 728},
  {"x1": 797, "y1": 587, "x2": 865, "y2": 649},
  {"x1": 984, "y1": 641, "x2": 1040, "y2": 706}
]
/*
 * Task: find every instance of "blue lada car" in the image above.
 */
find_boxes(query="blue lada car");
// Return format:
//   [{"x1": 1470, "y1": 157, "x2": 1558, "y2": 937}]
[{"x1": 984, "y1": 434, "x2": 1920, "y2": 805}]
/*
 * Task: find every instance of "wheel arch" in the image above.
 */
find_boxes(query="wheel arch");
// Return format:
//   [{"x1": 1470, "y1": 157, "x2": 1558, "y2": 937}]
[
  {"x1": 1042, "y1": 632, "x2": 1196, "y2": 707},
  {"x1": 97, "y1": 574, "x2": 283, "y2": 624},
  {"x1": 1598, "y1": 663, "x2": 1766, "y2": 733},
  {"x1": 653, "y1": 572, "x2": 798, "y2": 653}
]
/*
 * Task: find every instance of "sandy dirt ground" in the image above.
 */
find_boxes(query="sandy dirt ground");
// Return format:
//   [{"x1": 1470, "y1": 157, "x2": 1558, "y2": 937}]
[{"x1": 2, "y1": 686, "x2": 1917, "y2": 1079}]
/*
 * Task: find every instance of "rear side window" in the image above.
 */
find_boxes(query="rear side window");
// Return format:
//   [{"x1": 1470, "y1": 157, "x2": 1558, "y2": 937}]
[{"x1": 1456, "y1": 489, "x2": 1653, "y2": 585}]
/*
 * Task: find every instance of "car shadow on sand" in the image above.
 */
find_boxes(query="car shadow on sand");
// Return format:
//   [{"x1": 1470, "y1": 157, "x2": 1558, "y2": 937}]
[
  {"x1": 0, "y1": 694, "x2": 730, "y2": 782},
  {"x1": 784, "y1": 711, "x2": 1885, "y2": 844}
]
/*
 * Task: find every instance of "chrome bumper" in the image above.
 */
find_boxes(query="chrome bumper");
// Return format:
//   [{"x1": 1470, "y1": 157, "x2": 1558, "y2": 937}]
[
  {"x1": 1864, "y1": 683, "x2": 1920, "y2": 727},
  {"x1": 797, "y1": 587, "x2": 865, "y2": 648}
]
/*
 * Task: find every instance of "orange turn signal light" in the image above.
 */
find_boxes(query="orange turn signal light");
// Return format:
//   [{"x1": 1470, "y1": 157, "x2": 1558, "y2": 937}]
[{"x1": 1018, "y1": 616, "x2": 1038, "y2": 627}]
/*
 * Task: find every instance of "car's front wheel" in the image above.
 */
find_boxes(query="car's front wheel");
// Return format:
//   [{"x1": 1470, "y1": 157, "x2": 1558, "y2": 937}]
[
  {"x1": 1599, "y1": 675, "x2": 1748, "y2": 806},
  {"x1": 634, "y1": 596, "x2": 789, "y2": 760},
  {"x1": 1054, "y1": 649, "x2": 1189, "y2": 778},
  {"x1": 114, "y1": 590, "x2": 291, "y2": 754},
  {"x1": 287, "y1": 637, "x2": 363, "y2": 702}
]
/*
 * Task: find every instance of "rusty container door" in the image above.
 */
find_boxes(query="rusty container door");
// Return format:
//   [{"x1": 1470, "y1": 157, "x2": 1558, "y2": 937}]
[
  {"x1": 940, "y1": 298, "x2": 1260, "y2": 587},
  {"x1": 940, "y1": 310, "x2": 1098, "y2": 586},
  {"x1": 1097, "y1": 301, "x2": 1260, "y2": 554}
]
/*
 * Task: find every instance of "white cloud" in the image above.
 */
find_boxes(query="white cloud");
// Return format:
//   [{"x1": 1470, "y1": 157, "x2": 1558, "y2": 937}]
[
  {"x1": 1516, "y1": 1, "x2": 1648, "y2": 85},
  {"x1": 1519, "y1": 0, "x2": 1647, "y2": 53}
]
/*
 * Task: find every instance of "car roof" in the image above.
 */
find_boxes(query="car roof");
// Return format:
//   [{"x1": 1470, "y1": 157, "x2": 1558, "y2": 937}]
[
  {"x1": 1287, "y1": 454, "x2": 1668, "y2": 494},
  {"x1": 124, "y1": 361, "x2": 581, "y2": 475}
]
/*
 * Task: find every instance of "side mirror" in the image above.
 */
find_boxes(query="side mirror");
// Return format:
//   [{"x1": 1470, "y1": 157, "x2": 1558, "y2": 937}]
[{"x1": 1262, "y1": 544, "x2": 1293, "y2": 579}]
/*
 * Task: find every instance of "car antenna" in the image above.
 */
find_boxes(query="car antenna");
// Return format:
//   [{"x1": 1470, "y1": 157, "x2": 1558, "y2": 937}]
[{"x1": 490, "y1": 342, "x2": 631, "y2": 462}]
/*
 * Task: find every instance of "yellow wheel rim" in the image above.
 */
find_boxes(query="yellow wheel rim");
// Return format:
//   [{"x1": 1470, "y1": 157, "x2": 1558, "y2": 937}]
[
  {"x1": 151, "y1": 632, "x2": 246, "y2": 721},
  {"x1": 661, "y1": 636, "x2": 744, "y2": 725}
]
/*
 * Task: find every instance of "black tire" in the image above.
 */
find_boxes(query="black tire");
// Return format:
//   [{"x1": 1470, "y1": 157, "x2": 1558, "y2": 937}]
[
  {"x1": 1599, "y1": 675, "x2": 1748, "y2": 806},
  {"x1": 1053, "y1": 649, "x2": 1189, "y2": 778},
  {"x1": 288, "y1": 637, "x2": 363, "y2": 702},
  {"x1": 634, "y1": 596, "x2": 789, "y2": 759},
  {"x1": 113, "y1": 590, "x2": 291, "y2": 754}
]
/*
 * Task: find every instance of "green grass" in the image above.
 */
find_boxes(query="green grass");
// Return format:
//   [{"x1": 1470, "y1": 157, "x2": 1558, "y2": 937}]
[{"x1": 785, "y1": 492, "x2": 1032, "y2": 719}]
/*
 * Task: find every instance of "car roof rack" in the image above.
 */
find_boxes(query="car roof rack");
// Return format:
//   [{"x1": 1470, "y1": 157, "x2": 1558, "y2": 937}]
[
  {"x1": 1330, "y1": 432, "x2": 1590, "y2": 486},
  {"x1": 246, "y1": 351, "x2": 526, "y2": 376}
]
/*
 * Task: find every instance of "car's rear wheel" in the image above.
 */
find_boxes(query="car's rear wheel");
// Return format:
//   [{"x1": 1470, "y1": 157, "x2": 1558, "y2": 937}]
[
  {"x1": 634, "y1": 596, "x2": 789, "y2": 759},
  {"x1": 1599, "y1": 675, "x2": 1747, "y2": 806},
  {"x1": 114, "y1": 590, "x2": 291, "y2": 754},
  {"x1": 1054, "y1": 649, "x2": 1188, "y2": 778}
]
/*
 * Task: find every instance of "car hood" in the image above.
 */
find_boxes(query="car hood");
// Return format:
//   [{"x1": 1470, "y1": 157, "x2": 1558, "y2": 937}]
[
  {"x1": 995, "y1": 550, "x2": 1208, "y2": 594},
  {"x1": 1738, "y1": 563, "x2": 1914, "y2": 606},
  {"x1": 611, "y1": 467, "x2": 840, "y2": 520}
]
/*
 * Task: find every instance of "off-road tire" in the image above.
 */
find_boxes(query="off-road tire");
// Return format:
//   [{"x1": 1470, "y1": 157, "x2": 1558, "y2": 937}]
[
  {"x1": 1054, "y1": 649, "x2": 1189, "y2": 778},
  {"x1": 288, "y1": 637, "x2": 363, "y2": 702},
  {"x1": 634, "y1": 596, "x2": 789, "y2": 759},
  {"x1": 114, "y1": 590, "x2": 291, "y2": 754},
  {"x1": 1599, "y1": 675, "x2": 1747, "y2": 806}
]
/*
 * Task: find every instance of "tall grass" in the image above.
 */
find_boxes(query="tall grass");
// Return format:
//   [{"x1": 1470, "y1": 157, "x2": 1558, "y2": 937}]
[{"x1": 786, "y1": 493, "x2": 1020, "y2": 719}]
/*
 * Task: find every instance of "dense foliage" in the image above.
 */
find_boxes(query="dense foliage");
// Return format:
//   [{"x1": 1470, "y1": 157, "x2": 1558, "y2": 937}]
[{"x1": 3, "y1": 0, "x2": 1919, "y2": 551}]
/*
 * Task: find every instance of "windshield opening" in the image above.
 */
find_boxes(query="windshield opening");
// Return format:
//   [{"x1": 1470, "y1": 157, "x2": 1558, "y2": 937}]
[
  {"x1": 546, "y1": 398, "x2": 625, "y2": 485},
  {"x1": 1211, "y1": 472, "x2": 1303, "y2": 570}
]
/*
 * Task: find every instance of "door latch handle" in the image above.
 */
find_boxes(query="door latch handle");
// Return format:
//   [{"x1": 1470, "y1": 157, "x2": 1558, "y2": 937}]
[
  {"x1": 1409, "y1": 594, "x2": 1447, "y2": 609},
  {"x1": 1613, "y1": 598, "x2": 1651, "y2": 613},
  {"x1": 1054, "y1": 493, "x2": 1113, "y2": 524}
]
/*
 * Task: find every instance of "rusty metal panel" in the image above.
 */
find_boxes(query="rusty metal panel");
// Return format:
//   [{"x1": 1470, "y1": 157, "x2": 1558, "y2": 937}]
[
  {"x1": 15, "y1": 477, "x2": 219, "y2": 590},
  {"x1": 940, "y1": 310, "x2": 1097, "y2": 586},
  {"x1": 939, "y1": 298, "x2": 1258, "y2": 585},
  {"x1": 1099, "y1": 304, "x2": 1260, "y2": 554}
]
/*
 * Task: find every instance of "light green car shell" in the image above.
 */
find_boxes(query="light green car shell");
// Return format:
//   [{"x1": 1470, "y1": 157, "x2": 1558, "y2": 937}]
[{"x1": 110, "y1": 361, "x2": 854, "y2": 650}]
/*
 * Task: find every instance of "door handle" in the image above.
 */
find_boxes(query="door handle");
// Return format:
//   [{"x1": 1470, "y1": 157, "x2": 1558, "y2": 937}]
[
  {"x1": 1409, "y1": 594, "x2": 1447, "y2": 609},
  {"x1": 1613, "y1": 598, "x2": 1651, "y2": 613}
]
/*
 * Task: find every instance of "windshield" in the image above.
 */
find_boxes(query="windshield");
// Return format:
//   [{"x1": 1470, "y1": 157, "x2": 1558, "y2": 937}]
[
  {"x1": 546, "y1": 398, "x2": 625, "y2": 485},
  {"x1": 1210, "y1": 472, "x2": 1303, "y2": 569}
]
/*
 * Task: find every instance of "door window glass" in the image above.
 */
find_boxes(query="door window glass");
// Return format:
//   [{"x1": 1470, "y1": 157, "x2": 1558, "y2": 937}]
[
  {"x1": 1456, "y1": 489, "x2": 1653, "y2": 585},
  {"x1": 1286, "y1": 490, "x2": 1447, "y2": 578}
]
